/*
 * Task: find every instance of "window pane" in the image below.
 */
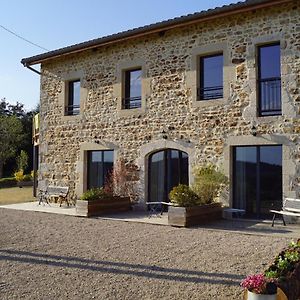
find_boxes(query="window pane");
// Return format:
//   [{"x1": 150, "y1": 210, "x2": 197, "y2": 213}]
[
  {"x1": 259, "y1": 146, "x2": 282, "y2": 214},
  {"x1": 259, "y1": 44, "x2": 280, "y2": 79},
  {"x1": 200, "y1": 54, "x2": 223, "y2": 100},
  {"x1": 72, "y1": 81, "x2": 81, "y2": 106},
  {"x1": 149, "y1": 151, "x2": 165, "y2": 203},
  {"x1": 103, "y1": 151, "x2": 114, "y2": 185},
  {"x1": 87, "y1": 150, "x2": 113, "y2": 190},
  {"x1": 258, "y1": 44, "x2": 281, "y2": 116},
  {"x1": 129, "y1": 69, "x2": 142, "y2": 98},
  {"x1": 233, "y1": 147, "x2": 257, "y2": 214},
  {"x1": 124, "y1": 69, "x2": 142, "y2": 109}
]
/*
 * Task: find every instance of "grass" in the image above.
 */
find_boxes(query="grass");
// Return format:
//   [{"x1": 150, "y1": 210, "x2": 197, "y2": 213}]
[{"x1": 0, "y1": 186, "x2": 36, "y2": 205}]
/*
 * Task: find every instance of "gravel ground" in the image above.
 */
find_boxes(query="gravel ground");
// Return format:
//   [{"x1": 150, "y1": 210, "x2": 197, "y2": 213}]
[{"x1": 0, "y1": 209, "x2": 291, "y2": 300}]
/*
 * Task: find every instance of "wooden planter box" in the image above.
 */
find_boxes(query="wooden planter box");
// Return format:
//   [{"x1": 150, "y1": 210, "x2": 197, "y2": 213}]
[
  {"x1": 17, "y1": 181, "x2": 33, "y2": 187},
  {"x1": 168, "y1": 202, "x2": 223, "y2": 227},
  {"x1": 76, "y1": 196, "x2": 131, "y2": 217}
]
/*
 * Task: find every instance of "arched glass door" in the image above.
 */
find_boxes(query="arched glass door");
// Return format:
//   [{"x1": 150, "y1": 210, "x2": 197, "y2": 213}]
[{"x1": 148, "y1": 149, "x2": 189, "y2": 203}]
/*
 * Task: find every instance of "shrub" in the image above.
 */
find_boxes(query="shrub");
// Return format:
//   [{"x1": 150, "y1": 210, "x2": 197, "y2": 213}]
[
  {"x1": 14, "y1": 170, "x2": 25, "y2": 182},
  {"x1": 80, "y1": 188, "x2": 110, "y2": 201},
  {"x1": 264, "y1": 239, "x2": 300, "y2": 299},
  {"x1": 192, "y1": 165, "x2": 228, "y2": 204},
  {"x1": 23, "y1": 174, "x2": 32, "y2": 182},
  {"x1": 169, "y1": 184, "x2": 200, "y2": 207}
]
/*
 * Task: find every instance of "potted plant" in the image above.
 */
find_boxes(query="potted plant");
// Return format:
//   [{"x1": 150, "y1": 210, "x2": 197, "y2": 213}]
[
  {"x1": 264, "y1": 240, "x2": 300, "y2": 300},
  {"x1": 241, "y1": 274, "x2": 278, "y2": 300},
  {"x1": 168, "y1": 165, "x2": 228, "y2": 227},
  {"x1": 76, "y1": 188, "x2": 131, "y2": 217}
]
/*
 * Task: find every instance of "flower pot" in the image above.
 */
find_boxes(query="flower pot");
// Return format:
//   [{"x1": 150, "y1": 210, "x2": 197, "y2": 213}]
[{"x1": 247, "y1": 290, "x2": 277, "y2": 300}]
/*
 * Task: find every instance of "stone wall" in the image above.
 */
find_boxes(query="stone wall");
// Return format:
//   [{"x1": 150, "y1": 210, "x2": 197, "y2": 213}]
[{"x1": 39, "y1": 2, "x2": 300, "y2": 205}]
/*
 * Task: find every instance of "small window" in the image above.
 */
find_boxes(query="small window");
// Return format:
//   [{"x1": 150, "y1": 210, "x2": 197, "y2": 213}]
[
  {"x1": 123, "y1": 69, "x2": 142, "y2": 109},
  {"x1": 87, "y1": 150, "x2": 113, "y2": 190},
  {"x1": 257, "y1": 43, "x2": 281, "y2": 116},
  {"x1": 198, "y1": 53, "x2": 223, "y2": 100},
  {"x1": 65, "y1": 80, "x2": 80, "y2": 115}
]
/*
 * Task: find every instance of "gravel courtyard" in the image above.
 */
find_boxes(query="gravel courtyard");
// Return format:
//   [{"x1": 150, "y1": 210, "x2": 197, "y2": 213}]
[{"x1": 0, "y1": 209, "x2": 292, "y2": 300}]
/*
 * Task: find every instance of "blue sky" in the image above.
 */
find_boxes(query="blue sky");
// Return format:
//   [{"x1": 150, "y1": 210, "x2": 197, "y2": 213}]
[{"x1": 0, "y1": 0, "x2": 236, "y2": 110}]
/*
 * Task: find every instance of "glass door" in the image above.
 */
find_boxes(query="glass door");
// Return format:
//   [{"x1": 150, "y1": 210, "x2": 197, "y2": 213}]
[
  {"x1": 148, "y1": 149, "x2": 188, "y2": 203},
  {"x1": 233, "y1": 145, "x2": 282, "y2": 218}
]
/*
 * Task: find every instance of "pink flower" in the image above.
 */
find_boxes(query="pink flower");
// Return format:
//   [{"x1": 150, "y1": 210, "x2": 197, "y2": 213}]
[{"x1": 241, "y1": 274, "x2": 267, "y2": 294}]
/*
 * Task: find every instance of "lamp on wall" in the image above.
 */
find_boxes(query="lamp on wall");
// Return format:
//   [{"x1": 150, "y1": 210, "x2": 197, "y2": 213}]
[{"x1": 251, "y1": 125, "x2": 257, "y2": 137}]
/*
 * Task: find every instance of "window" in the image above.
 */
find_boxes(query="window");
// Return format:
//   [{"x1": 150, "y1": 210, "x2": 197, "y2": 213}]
[
  {"x1": 198, "y1": 53, "x2": 223, "y2": 100},
  {"x1": 257, "y1": 43, "x2": 281, "y2": 116},
  {"x1": 123, "y1": 68, "x2": 142, "y2": 109},
  {"x1": 87, "y1": 150, "x2": 113, "y2": 189},
  {"x1": 65, "y1": 80, "x2": 80, "y2": 115}
]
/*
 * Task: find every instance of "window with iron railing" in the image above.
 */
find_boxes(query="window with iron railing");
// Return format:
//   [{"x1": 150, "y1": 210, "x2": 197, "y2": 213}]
[
  {"x1": 65, "y1": 80, "x2": 80, "y2": 115},
  {"x1": 198, "y1": 53, "x2": 223, "y2": 101},
  {"x1": 123, "y1": 68, "x2": 142, "y2": 109},
  {"x1": 257, "y1": 43, "x2": 281, "y2": 116}
]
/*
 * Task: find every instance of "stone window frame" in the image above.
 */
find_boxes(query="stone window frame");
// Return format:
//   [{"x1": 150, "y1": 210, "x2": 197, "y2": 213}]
[
  {"x1": 223, "y1": 135, "x2": 296, "y2": 208},
  {"x1": 187, "y1": 42, "x2": 233, "y2": 108},
  {"x1": 76, "y1": 142, "x2": 119, "y2": 196},
  {"x1": 244, "y1": 34, "x2": 296, "y2": 122},
  {"x1": 114, "y1": 58, "x2": 150, "y2": 117},
  {"x1": 58, "y1": 70, "x2": 88, "y2": 121}
]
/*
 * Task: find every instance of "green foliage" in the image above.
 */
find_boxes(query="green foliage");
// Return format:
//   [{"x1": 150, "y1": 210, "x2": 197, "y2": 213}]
[
  {"x1": 169, "y1": 184, "x2": 200, "y2": 207},
  {"x1": 0, "y1": 115, "x2": 24, "y2": 176},
  {"x1": 14, "y1": 170, "x2": 32, "y2": 182},
  {"x1": 192, "y1": 165, "x2": 228, "y2": 204},
  {"x1": 284, "y1": 250, "x2": 300, "y2": 262},
  {"x1": 16, "y1": 150, "x2": 28, "y2": 172},
  {"x1": 80, "y1": 188, "x2": 110, "y2": 201},
  {"x1": 265, "y1": 270, "x2": 279, "y2": 279},
  {"x1": 0, "y1": 98, "x2": 39, "y2": 178}
]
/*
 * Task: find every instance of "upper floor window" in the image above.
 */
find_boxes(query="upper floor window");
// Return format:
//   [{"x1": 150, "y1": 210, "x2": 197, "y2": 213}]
[
  {"x1": 198, "y1": 53, "x2": 223, "y2": 100},
  {"x1": 65, "y1": 80, "x2": 80, "y2": 115},
  {"x1": 123, "y1": 68, "x2": 142, "y2": 109},
  {"x1": 257, "y1": 43, "x2": 281, "y2": 116}
]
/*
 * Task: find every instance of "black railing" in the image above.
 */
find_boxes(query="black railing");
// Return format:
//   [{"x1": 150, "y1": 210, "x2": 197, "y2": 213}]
[
  {"x1": 65, "y1": 104, "x2": 80, "y2": 116},
  {"x1": 197, "y1": 86, "x2": 223, "y2": 100},
  {"x1": 258, "y1": 77, "x2": 281, "y2": 116},
  {"x1": 122, "y1": 96, "x2": 142, "y2": 109}
]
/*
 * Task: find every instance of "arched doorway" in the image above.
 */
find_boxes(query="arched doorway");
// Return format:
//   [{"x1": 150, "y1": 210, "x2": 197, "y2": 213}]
[{"x1": 148, "y1": 149, "x2": 189, "y2": 203}]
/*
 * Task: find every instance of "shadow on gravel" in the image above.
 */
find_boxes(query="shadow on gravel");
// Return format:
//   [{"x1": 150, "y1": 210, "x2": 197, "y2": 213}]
[
  {"x1": 196, "y1": 220, "x2": 294, "y2": 236},
  {"x1": 0, "y1": 249, "x2": 243, "y2": 285}
]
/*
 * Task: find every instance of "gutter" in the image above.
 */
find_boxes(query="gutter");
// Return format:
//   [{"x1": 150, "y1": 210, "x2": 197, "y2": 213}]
[{"x1": 23, "y1": 64, "x2": 41, "y2": 75}]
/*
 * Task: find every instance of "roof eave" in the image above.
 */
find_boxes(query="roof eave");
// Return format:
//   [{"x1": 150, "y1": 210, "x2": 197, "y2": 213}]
[{"x1": 21, "y1": 0, "x2": 291, "y2": 66}]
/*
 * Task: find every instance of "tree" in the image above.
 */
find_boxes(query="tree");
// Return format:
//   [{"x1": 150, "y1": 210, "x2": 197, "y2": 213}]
[
  {"x1": 0, "y1": 98, "x2": 39, "y2": 177},
  {"x1": 16, "y1": 150, "x2": 29, "y2": 171},
  {"x1": 0, "y1": 115, "x2": 23, "y2": 178}
]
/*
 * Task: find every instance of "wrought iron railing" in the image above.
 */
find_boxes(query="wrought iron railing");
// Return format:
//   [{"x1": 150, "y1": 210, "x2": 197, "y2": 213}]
[
  {"x1": 122, "y1": 96, "x2": 142, "y2": 109},
  {"x1": 258, "y1": 77, "x2": 281, "y2": 116},
  {"x1": 65, "y1": 104, "x2": 80, "y2": 116},
  {"x1": 197, "y1": 86, "x2": 223, "y2": 100}
]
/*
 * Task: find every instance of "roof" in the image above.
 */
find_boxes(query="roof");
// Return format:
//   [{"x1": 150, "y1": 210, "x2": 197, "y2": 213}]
[{"x1": 21, "y1": 0, "x2": 290, "y2": 66}]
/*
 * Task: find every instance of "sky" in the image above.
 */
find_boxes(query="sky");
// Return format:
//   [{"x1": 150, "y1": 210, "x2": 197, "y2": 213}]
[{"x1": 0, "y1": 0, "x2": 236, "y2": 111}]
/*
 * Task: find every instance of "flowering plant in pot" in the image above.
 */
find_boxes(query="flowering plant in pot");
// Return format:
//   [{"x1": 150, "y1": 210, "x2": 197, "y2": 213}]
[{"x1": 241, "y1": 274, "x2": 277, "y2": 300}]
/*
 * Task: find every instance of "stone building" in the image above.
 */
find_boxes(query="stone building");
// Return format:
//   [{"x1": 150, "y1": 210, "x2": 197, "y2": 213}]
[{"x1": 22, "y1": 0, "x2": 300, "y2": 218}]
